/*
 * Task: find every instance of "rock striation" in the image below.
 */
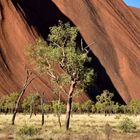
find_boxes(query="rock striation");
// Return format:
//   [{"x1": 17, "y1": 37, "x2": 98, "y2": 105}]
[
  {"x1": 0, "y1": 0, "x2": 140, "y2": 103},
  {"x1": 52, "y1": 0, "x2": 140, "y2": 103}
]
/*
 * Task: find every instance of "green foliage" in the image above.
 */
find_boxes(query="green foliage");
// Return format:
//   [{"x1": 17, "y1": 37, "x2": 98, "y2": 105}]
[
  {"x1": 48, "y1": 21, "x2": 78, "y2": 49},
  {"x1": 57, "y1": 74, "x2": 71, "y2": 86},
  {"x1": 128, "y1": 100, "x2": 140, "y2": 115},
  {"x1": 95, "y1": 90, "x2": 114, "y2": 115},
  {"x1": 112, "y1": 102, "x2": 119, "y2": 114},
  {"x1": 72, "y1": 102, "x2": 80, "y2": 113},
  {"x1": 95, "y1": 101, "x2": 104, "y2": 113},
  {"x1": 119, "y1": 117, "x2": 137, "y2": 132},
  {"x1": 82, "y1": 100, "x2": 94, "y2": 114},
  {"x1": 22, "y1": 93, "x2": 40, "y2": 113},
  {"x1": 28, "y1": 21, "x2": 95, "y2": 95},
  {"x1": 44, "y1": 103, "x2": 52, "y2": 113},
  {"x1": 0, "y1": 96, "x2": 6, "y2": 111},
  {"x1": 119, "y1": 105, "x2": 127, "y2": 114},
  {"x1": 5, "y1": 92, "x2": 19, "y2": 110},
  {"x1": 27, "y1": 38, "x2": 50, "y2": 73},
  {"x1": 96, "y1": 90, "x2": 114, "y2": 103},
  {"x1": 0, "y1": 92, "x2": 19, "y2": 112},
  {"x1": 52, "y1": 100, "x2": 65, "y2": 114},
  {"x1": 17, "y1": 125, "x2": 40, "y2": 136}
]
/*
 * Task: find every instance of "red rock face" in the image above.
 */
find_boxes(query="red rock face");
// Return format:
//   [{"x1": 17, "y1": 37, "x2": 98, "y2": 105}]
[
  {"x1": 0, "y1": 0, "x2": 34, "y2": 94},
  {"x1": 52, "y1": 0, "x2": 140, "y2": 103},
  {"x1": 0, "y1": 0, "x2": 61, "y2": 101},
  {"x1": 0, "y1": 0, "x2": 88, "y2": 102},
  {"x1": 0, "y1": 0, "x2": 140, "y2": 103}
]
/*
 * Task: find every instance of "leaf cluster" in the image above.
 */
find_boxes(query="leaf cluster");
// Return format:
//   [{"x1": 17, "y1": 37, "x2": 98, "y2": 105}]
[
  {"x1": 127, "y1": 100, "x2": 140, "y2": 115},
  {"x1": 0, "y1": 92, "x2": 18, "y2": 110},
  {"x1": 28, "y1": 21, "x2": 95, "y2": 94},
  {"x1": 95, "y1": 90, "x2": 114, "y2": 113},
  {"x1": 22, "y1": 92, "x2": 40, "y2": 113},
  {"x1": 52, "y1": 100, "x2": 66, "y2": 115}
]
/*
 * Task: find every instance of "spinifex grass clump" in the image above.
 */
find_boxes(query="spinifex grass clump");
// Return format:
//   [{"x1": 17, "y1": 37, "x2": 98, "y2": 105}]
[
  {"x1": 17, "y1": 125, "x2": 41, "y2": 137},
  {"x1": 119, "y1": 117, "x2": 137, "y2": 132}
]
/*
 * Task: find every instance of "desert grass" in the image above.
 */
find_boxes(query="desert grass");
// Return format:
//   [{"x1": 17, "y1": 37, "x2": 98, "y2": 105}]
[{"x1": 0, "y1": 114, "x2": 140, "y2": 140}]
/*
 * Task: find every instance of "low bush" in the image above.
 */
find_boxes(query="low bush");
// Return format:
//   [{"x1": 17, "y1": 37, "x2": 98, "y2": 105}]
[
  {"x1": 52, "y1": 100, "x2": 66, "y2": 114},
  {"x1": 22, "y1": 93, "x2": 40, "y2": 114},
  {"x1": 17, "y1": 125, "x2": 41, "y2": 136},
  {"x1": 44, "y1": 103, "x2": 53, "y2": 114},
  {"x1": 119, "y1": 117, "x2": 137, "y2": 132},
  {"x1": 82, "y1": 100, "x2": 93, "y2": 115},
  {"x1": 72, "y1": 103, "x2": 80, "y2": 113}
]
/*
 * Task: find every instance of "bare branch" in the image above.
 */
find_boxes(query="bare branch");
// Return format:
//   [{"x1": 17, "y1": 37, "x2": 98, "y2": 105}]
[
  {"x1": 12, "y1": 68, "x2": 38, "y2": 125},
  {"x1": 59, "y1": 85, "x2": 68, "y2": 96},
  {"x1": 83, "y1": 41, "x2": 96, "y2": 53},
  {"x1": 81, "y1": 39, "x2": 84, "y2": 51}
]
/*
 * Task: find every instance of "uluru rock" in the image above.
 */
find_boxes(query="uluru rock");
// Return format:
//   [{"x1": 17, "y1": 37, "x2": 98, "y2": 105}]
[
  {"x1": 0, "y1": 0, "x2": 34, "y2": 95},
  {"x1": 0, "y1": 0, "x2": 62, "y2": 101},
  {"x1": 52, "y1": 0, "x2": 140, "y2": 103},
  {"x1": 0, "y1": 0, "x2": 140, "y2": 103}
]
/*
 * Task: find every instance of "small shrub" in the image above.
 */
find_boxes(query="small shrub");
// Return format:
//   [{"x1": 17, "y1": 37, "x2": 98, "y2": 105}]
[
  {"x1": 52, "y1": 100, "x2": 66, "y2": 114},
  {"x1": 0, "y1": 92, "x2": 19, "y2": 113},
  {"x1": 72, "y1": 102, "x2": 80, "y2": 113},
  {"x1": 128, "y1": 100, "x2": 140, "y2": 115},
  {"x1": 44, "y1": 103, "x2": 53, "y2": 113},
  {"x1": 22, "y1": 93, "x2": 40, "y2": 113},
  {"x1": 119, "y1": 105, "x2": 127, "y2": 114},
  {"x1": 82, "y1": 100, "x2": 93, "y2": 115},
  {"x1": 17, "y1": 125, "x2": 40, "y2": 136},
  {"x1": 119, "y1": 117, "x2": 137, "y2": 132}
]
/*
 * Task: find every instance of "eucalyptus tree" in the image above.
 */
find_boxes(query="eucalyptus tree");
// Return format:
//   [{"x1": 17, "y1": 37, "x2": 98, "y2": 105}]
[
  {"x1": 28, "y1": 21, "x2": 95, "y2": 130},
  {"x1": 96, "y1": 90, "x2": 114, "y2": 116}
]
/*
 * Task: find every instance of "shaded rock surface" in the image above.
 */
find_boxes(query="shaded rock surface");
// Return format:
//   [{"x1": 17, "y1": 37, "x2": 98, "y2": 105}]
[
  {"x1": 52, "y1": 0, "x2": 140, "y2": 103},
  {"x1": 0, "y1": 0, "x2": 140, "y2": 103},
  {"x1": 0, "y1": 0, "x2": 71, "y2": 101}
]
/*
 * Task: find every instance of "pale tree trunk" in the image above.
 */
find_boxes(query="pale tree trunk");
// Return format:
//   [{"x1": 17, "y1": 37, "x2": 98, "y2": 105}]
[
  {"x1": 29, "y1": 96, "x2": 34, "y2": 119},
  {"x1": 41, "y1": 93, "x2": 45, "y2": 126},
  {"x1": 65, "y1": 80, "x2": 76, "y2": 131},
  {"x1": 12, "y1": 69, "x2": 37, "y2": 125},
  {"x1": 57, "y1": 113, "x2": 62, "y2": 128},
  {"x1": 57, "y1": 93, "x2": 62, "y2": 128},
  {"x1": 29, "y1": 104, "x2": 33, "y2": 119}
]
